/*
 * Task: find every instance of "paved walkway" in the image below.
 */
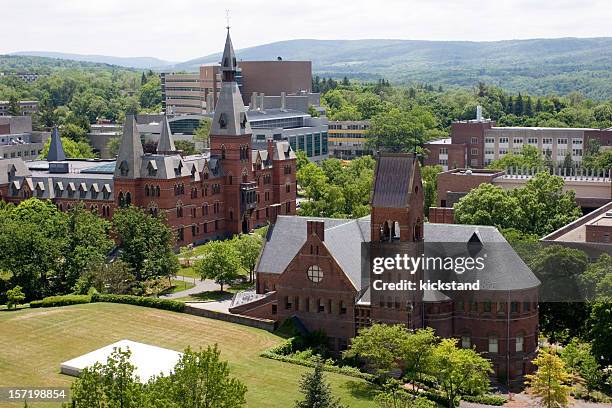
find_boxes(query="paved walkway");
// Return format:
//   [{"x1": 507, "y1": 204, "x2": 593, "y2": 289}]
[
  {"x1": 185, "y1": 299, "x2": 233, "y2": 313},
  {"x1": 160, "y1": 275, "x2": 220, "y2": 299}
]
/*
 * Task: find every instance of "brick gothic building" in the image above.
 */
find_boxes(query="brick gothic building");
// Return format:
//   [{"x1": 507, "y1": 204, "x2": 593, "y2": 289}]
[
  {"x1": 0, "y1": 30, "x2": 297, "y2": 244},
  {"x1": 232, "y1": 153, "x2": 540, "y2": 381}
]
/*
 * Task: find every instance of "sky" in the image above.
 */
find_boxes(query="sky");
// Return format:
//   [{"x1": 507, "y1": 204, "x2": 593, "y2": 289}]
[{"x1": 2, "y1": 0, "x2": 611, "y2": 62}]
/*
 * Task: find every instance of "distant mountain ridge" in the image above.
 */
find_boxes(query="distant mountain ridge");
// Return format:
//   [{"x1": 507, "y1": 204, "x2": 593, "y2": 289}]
[
  {"x1": 7, "y1": 37, "x2": 612, "y2": 99},
  {"x1": 10, "y1": 51, "x2": 175, "y2": 69}
]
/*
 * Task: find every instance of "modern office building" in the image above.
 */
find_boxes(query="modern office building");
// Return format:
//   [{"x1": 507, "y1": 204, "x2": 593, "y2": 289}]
[
  {"x1": 161, "y1": 60, "x2": 314, "y2": 115},
  {"x1": 327, "y1": 120, "x2": 372, "y2": 159},
  {"x1": 87, "y1": 123, "x2": 123, "y2": 159},
  {"x1": 425, "y1": 107, "x2": 612, "y2": 170},
  {"x1": 0, "y1": 116, "x2": 48, "y2": 160},
  {"x1": 238, "y1": 61, "x2": 312, "y2": 105},
  {"x1": 0, "y1": 100, "x2": 39, "y2": 116},
  {"x1": 0, "y1": 30, "x2": 298, "y2": 245}
]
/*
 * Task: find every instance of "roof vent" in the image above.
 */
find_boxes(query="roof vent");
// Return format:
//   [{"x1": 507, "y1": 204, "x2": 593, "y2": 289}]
[{"x1": 464, "y1": 169, "x2": 473, "y2": 175}]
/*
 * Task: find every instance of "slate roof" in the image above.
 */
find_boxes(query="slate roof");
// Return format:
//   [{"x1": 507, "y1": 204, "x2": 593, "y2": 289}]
[
  {"x1": 47, "y1": 126, "x2": 66, "y2": 161},
  {"x1": 371, "y1": 153, "x2": 416, "y2": 208},
  {"x1": 256, "y1": 216, "x2": 540, "y2": 294},
  {"x1": 257, "y1": 216, "x2": 370, "y2": 289}
]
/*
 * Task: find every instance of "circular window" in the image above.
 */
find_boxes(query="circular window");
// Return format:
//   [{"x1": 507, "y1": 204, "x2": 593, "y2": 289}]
[{"x1": 307, "y1": 265, "x2": 323, "y2": 283}]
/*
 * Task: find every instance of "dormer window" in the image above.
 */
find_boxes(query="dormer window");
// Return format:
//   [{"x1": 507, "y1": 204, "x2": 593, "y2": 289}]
[
  {"x1": 219, "y1": 113, "x2": 228, "y2": 129},
  {"x1": 147, "y1": 161, "x2": 158, "y2": 177},
  {"x1": 240, "y1": 112, "x2": 247, "y2": 129},
  {"x1": 119, "y1": 160, "x2": 129, "y2": 177}
]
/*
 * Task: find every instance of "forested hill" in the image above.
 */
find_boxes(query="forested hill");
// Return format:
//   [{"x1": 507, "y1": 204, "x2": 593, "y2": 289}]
[
  {"x1": 176, "y1": 37, "x2": 612, "y2": 100},
  {"x1": 6, "y1": 37, "x2": 612, "y2": 99}
]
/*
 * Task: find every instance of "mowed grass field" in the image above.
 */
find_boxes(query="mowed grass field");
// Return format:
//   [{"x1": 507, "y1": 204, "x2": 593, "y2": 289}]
[{"x1": 0, "y1": 303, "x2": 376, "y2": 407}]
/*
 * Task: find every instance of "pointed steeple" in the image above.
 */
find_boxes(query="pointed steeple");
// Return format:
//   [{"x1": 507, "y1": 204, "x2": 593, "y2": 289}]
[
  {"x1": 156, "y1": 115, "x2": 176, "y2": 154},
  {"x1": 47, "y1": 126, "x2": 66, "y2": 161},
  {"x1": 114, "y1": 115, "x2": 144, "y2": 179},
  {"x1": 220, "y1": 28, "x2": 237, "y2": 73},
  {"x1": 210, "y1": 28, "x2": 251, "y2": 137}
]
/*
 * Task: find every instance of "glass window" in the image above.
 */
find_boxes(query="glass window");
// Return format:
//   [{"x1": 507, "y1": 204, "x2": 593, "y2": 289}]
[
  {"x1": 307, "y1": 265, "x2": 323, "y2": 283},
  {"x1": 516, "y1": 335, "x2": 524, "y2": 352},
  {"x1": 314, "y1": 133, "x2": 321, "y2": 156},
  {"x1": 489, "y1": 336, "x2": 498, "y2": 353},
  {"x1": 461, "y1": 335, "x2": 471, "y2": 349}
]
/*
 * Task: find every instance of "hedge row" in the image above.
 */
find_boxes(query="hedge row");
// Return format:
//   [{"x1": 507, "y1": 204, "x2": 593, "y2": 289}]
[
  {"x1": 260, "y1": 350, "x2": 373, "y2": 380},
  {"x1": 461, "y1": 394, "x2": 508, "y2": 405},
  {"x1": 91, "y1": 293, "x2": 185, "y2": 312},
  {"x1": 415, "y1": 390, "x2": 458, "y2": 407},
  {"x1": 28, "y1": 294, "x2": 185, "y2": 313},
  {"x1": 30, "y1": 295, "x2": 91, "y2": 308}
]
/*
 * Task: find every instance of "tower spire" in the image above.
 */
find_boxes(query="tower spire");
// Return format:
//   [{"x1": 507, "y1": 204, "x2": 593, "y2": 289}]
[
  {"x1": 114, "y1": 115, "x2": 143, "y2": 178},
  {"x1": 210, "y1": 28, "x2": 251, "y2": 137},
  {"x1": 156, "y1": 115, "x2": 176, "y2": 154},
  {"x1": 47, "y1": 126, "x2": 66, "y2": 161}
]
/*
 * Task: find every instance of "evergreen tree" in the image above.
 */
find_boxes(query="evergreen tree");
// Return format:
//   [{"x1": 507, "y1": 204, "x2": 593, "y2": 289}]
[
  {"x1": 526, "y1": 348, "x2": 571, "y2": 408},
  {"x1": 563, "y1": 151, "x2": 574, "y2": 172},
  {"x1": 506, "y1": 96, "x2": 513, "y2": 114},
  {"x1": 141, "y1": 72, "x2": 147, "y2": 85},
  {"x1": 7, "y1": 94, "x2": 21, "y2": 116},
  {"x1": 295, "y1": 359, "x2": 346, "y2": 408},
  {"x1": 341, "y1": 76, "x2": 350, "y2": 86},
  {"x1": 535, "y1": 98, "x2": 543, "y2": 113},
  {"x1": 514, "y1": 93, "x2": 524, "y2": 115},
  {"x1": 525, "y1": 96, "x2": 534, "y2": 116}
]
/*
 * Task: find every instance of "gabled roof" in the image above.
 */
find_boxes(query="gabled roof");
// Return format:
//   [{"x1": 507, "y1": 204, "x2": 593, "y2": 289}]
[
  {"x1": 371, "y1": 153, "x2": 417, "y2": 208},
  {"x1": 257, "y1": 216, "x2": 371, "y2": 289},
  {"x1": 257, "y1": 216, "x2": 540, "y2": 293},
  {"x1": 47, "y1": 126, "x2": 66, "y2": 162},
  {"x1": 273, "y1": 141, "x2": 296, "y2": 161}
]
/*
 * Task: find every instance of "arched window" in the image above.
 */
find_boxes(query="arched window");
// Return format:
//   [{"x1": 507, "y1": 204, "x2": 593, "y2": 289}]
[
  {"x1": 156, "y1": 186, "x2": 160, "y2": 197},
  {"x1": 125, "y1": 192, "x2": 132, "y2": 206},
  {"x1": 145, "y1": 185, "x2": 150, "y2": 196},
  {"x1": 307, "y1": 265, "x2": 323, "y2": 283},
  {"x1": 221, "y1": 144, "x2": 226, "y2": 159},
  {"x1": 461, "y1": 335, "x2": 471, "y2": 349}
]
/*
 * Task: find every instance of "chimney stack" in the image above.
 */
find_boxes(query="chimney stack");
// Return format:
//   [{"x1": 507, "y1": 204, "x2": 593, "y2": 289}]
[
  {"x1": 307, "y1": 220, "x2": 325, "y2": 241},
  {"x1": 280, "y1": 91, "x2": 286, "y2": 111},
  {"x1": 250, "y1": 92, "x2": 258, "y2": 110},
  {"x1": 259, "y1": 93, "x2": 265, "y2": 112},
  {"x1": 476, "y1": 105, "x2": 483, "y2": 121}
]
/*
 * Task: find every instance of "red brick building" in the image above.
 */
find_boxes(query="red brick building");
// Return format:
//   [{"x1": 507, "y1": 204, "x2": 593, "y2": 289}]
[
  {"x1": 424, "y1": 108, "x2": 612, "y2": 170},
  {"x1": 233, "y1": 153, "x2": 540, "y2": 381},
  {"x1": 0, "y1": 30, "x2": 297, "y2": 245}
]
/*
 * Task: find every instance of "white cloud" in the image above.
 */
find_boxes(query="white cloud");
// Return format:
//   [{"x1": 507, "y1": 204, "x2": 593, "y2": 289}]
[{"x1": 1, "y1": 0, "x2": 610, "y2": 61}]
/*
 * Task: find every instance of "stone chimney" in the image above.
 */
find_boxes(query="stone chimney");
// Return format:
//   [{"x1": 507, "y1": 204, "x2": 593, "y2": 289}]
[
  {"x1": 259, "y1": 93, "x2": 265, "y2": 112},
  {"x1": 270, "y1": 203, "x2": 281, "y2": 224},
  {"x1": 267, "y1": 139, "x2": 275, "y2": 159},
  {"x1": 280, "y1": 91, "x2": 286, "y2": 111},
  {"x1": 250, "y1": 92, "x2": 258, "y2": 110},
  {"x1": 307, "y1": 220, "x2": 325, "y2": 241}
]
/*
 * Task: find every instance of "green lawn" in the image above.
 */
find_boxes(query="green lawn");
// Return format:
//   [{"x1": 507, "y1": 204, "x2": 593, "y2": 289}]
[
  {"x1": 175, "y1": 281, "x2": 254, "y2": 302},
  {"x1": 0, "y1": 303, "x2": 376, "y2": 407},
  {"x1": 158, "y1": 279, "x2": 195, "y2": 295}
]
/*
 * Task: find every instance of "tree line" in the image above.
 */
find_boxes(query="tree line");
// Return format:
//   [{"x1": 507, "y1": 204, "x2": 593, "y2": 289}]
[{"x1": 0, "y1": 199, "x2": 179, "y2": 304}]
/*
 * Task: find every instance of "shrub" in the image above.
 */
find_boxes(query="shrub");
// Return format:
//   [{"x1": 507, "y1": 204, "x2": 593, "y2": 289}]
[
  {"x1": 91, "y1": 293, "x2": 185, "y2": 312},
  {"x1": 461, "y1": 394, "x2": 508, "y2": 405},
  {"x1": 260, "y1": 350, "x2": 373, "y2": 380},
  {"x1": 412, "y1": 390, "x2": 459, "y2": 407},
  {"x1": 29, "y1": 295, "x2": 91, "y2": 308}
]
